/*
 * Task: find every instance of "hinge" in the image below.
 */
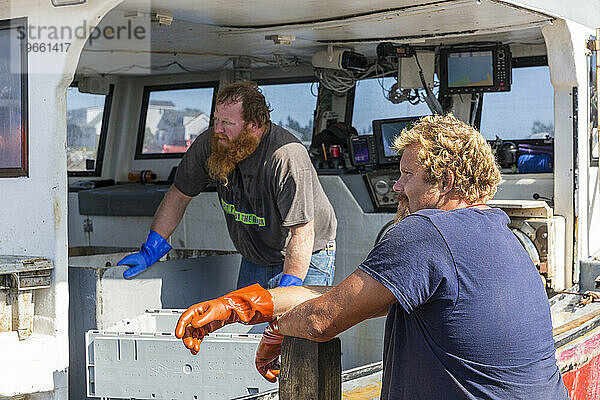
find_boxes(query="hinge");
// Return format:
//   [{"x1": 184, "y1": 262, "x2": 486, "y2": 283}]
[
  {"x1": 587, "y1": 29, "x2": 600, "y2": 52},
  {"x1": 83, "y1": 217, "x2": 93, "y2": 233}
]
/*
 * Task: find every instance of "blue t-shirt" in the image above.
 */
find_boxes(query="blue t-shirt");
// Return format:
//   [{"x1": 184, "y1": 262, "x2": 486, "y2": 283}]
[{"x1": 359, "y1": 208, "x2": 569, "y2": 400}]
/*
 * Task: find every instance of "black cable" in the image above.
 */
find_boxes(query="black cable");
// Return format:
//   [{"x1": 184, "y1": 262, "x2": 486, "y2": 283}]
[{"x1": 414, "y1": 52, "x2": 443, "y2": 114}]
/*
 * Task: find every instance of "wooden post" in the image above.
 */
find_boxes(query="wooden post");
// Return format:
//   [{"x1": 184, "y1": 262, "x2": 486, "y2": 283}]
[{"x1": 279, "y1": 336, "x2": 341, "y2": 400}]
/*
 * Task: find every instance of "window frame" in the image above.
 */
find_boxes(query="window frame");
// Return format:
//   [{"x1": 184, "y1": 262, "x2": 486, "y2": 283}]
[
  {"x1": 0, "y1": 17, "x2": 29, "y2": 178},
  {"x1": 67, "y1": 83, "x2": 114, "y2": 177},
  {"x1": 254, "y1": 76, "x2": 324, "y2": 144},
  {"x1": 347, "y1": 76, "x2": 432, "y2": 134},
  {"x1": 255, "y1": 76, "x2": 358, "y2": 142},
  {"x1": 476, "y1": 57, "x2": 554, "y2": 175},
  {"x1": 135, "y1": 81, "x2": 219, "y2": 160},
  {"x1": 254, "y1": 76, "x2": 318, "y2": 87},
  {"x1": 476, "y1": 56, "x2": 552, "y2": 134}
]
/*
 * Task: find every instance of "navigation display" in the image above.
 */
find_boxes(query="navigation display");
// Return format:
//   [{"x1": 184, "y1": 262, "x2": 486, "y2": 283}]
[
  {"x1": 352, "y1": 138, "x2": 371, "y2": 163},
  {"x1": 372, "y1": 117, "x2": 421, "y2": 166},
  {"x1": 381, "y1": 120, "x2": 414, "y2": 157},
  {"x1": 447, "y1": 50, "x2": 494, "y2": 88}
]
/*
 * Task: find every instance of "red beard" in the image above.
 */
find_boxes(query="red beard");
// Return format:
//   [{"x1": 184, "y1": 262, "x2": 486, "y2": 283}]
[{"x1": 206, "y1": 124, "x2": 261, "y2": 187}]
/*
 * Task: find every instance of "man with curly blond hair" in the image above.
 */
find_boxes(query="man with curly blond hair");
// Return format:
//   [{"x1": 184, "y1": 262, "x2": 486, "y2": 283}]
[{"x1": 176, "y1": 114, "x2": 569, "y2": 399}]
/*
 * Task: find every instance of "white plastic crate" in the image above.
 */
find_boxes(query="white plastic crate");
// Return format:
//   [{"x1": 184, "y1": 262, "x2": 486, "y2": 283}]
[{"x1": 86, "y1": 310, "x2": 276, "y2": 400}]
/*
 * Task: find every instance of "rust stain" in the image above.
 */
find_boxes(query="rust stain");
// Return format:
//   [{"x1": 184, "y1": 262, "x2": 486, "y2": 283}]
[
  {"x1": 343, "y1": 383, "x2": 382, "y2": 399},
  {"x1": 53, "y1": 196, "x2": 61, "y2": 230},
  {"x1": 0, "y1": 291, "x2": 12, "y2": 332}
]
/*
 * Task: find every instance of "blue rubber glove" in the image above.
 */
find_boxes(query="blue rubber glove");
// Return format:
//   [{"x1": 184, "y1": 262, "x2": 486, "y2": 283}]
[
  {"x1": 118, "y1": 231, "x2": 172, "y2": 279},
  {"x1": 278, "y1": 274, "x2": 303, "y2": 287}
]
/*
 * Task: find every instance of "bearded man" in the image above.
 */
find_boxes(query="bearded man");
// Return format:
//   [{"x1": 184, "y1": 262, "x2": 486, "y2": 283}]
[
  {"x1": 118, "y1": 81, "x2": 337, "y2": 290},
  {"x1": 175, "y1": 114, "x2": 569, "y2": 399}
]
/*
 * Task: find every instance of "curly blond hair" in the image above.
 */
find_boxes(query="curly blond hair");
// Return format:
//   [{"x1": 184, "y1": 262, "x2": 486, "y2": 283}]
[{"x1": 392, "y1": 114, "x2": 501, "y2": 203}]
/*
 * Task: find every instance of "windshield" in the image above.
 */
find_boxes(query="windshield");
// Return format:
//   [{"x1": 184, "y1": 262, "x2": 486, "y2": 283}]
[{"x1": 480, "y1": 66, "x2": 554, "y2": 141}]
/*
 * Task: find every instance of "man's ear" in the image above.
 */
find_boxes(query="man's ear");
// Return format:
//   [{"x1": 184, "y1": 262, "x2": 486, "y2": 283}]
[
  {"x1": 440, "y1": 169, "x2": 455, "y2": 195},
  {"x1": 248, "y1": 120, "x2": 262, "y2": 137}
]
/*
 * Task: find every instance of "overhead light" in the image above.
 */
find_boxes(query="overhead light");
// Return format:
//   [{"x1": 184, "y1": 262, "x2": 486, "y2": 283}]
[
  {"x1": 124, "y1": 11, "x2": 145, "y2": 18},
  {"x1": 265, "y1": 35, "x2": 295, "y2": 45},
  {"x1": 51, "y1": 0, "x2": 86, "y2": 6},
  {"x1": 151, "y1": 11, "x2": 173, "y2": 26}
]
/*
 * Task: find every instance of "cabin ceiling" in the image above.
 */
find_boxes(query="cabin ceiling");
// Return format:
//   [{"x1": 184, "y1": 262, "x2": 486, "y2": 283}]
[{"x1": 75, "y1": 0, "x2": 554, "y2": 76}]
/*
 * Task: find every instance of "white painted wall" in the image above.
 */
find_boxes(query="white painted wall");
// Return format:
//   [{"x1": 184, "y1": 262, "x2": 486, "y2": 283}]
[{"x1": 0, "y1": 0, "x2": 122, "y2": 398}]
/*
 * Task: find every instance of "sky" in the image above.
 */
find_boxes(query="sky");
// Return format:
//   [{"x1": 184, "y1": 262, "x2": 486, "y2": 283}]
[
  {"x1": 479, "y1": 66, "x2": 554, "y2": 139},
  {"x1": 67, "y1": 65, "x2": 554, "y2": 143},
  {"x1": 67, "y1": 87, "x2": 106, "y2": 109},
  {"x1": 353, "y1": 77, "x2": 430, "y2": 134},
  {"x1": 352, "y1": 66, "x2": 553, "y2": 140},
  {"x1": 148, "y1": 87, "x2": 214, "y2": 115},
  {"x1": 259, "y1": 82, "x2": 319, "y2": 128}
]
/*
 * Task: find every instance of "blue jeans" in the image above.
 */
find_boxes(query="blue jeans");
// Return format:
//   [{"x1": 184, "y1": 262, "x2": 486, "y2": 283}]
[{"x1": 236, "y1": 244, "x2": 336, "y2": 289}]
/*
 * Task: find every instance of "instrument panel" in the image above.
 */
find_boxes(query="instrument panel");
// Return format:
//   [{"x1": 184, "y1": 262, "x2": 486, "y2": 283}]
[{"x1": 364, "y1": 170, "x2": 400, "y2": 212}]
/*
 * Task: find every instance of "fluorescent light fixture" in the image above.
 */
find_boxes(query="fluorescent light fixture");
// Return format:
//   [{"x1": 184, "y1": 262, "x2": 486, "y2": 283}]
[
  {"x1": 51, "y1": 0, "x2": 86, "y2": 6},
  {"x1": 265, "y1": 35, "x2": 295, "y2": 45},
  {"x1": 151, "y1": 12, "x2": 173, "y2": 26}
]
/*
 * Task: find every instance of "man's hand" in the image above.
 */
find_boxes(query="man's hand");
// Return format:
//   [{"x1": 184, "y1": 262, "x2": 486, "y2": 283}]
[
  {"x1": 279, "y1": 274, "x2": 303, "y2": 287},
  {"x1": 255, "y1": 319, "x2": 284, "y2": 382},
  {"x1": 175, "y1": 284, "x2": 274, "y2": 354},
  {"x1": 118, "y1": 230, "x2": 172, "y2": 279},
  {"x1": 179, "y1": 319, "x2": 233, "y2": 355}
]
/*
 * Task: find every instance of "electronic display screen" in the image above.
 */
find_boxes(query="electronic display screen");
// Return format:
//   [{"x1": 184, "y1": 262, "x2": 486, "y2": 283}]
[
  {"x1": 447, "y1": 50, "x2": 494, "y2": 88},
  {"x1": 372, "y1": 117, "x2": 420, "y2": 166},
  {"x1": 351, "y1": 137, "x2": 371, "y2": 164},
  {"x1": 380, "y1": 120, "x2": 414, "y2": 157}
]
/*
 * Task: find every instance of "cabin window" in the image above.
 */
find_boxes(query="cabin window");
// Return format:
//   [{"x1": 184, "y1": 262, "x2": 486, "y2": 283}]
[
  {"x1": 351, "y1": 77, "x2": 430, "y2": 135},
  {"x1": 257, "y1": 79, "x2": 318, "y2": 148},
  {"x1": 136, "y1": 82, "x2": 217, "y2": 159},
  {"x1": 480, "y1": 66, "x2": 554, "y2": 140},
  {"x1": 0, "y1": 18, "x2": 28, "y2": 178},
  {"x1": 67, "y1": 85, "x2": 113, "y2": 176},
  {"x1": 479, "y1": 65, "x2": 554, "y2": 173}
]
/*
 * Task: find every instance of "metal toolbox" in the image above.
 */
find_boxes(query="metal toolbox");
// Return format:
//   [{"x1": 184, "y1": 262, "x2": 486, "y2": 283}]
[{"x1": 86, "y1": 309, "x2": 276, "y2": 400}]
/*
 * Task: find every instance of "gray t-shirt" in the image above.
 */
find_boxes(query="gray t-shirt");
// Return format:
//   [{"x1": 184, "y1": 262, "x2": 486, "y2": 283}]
[{"x1": 174, "y1": 123, "x2": 337, "y2": 266}]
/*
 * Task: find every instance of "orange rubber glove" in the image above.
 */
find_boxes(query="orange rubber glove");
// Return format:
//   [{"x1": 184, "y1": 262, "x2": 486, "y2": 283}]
[
  {"x1": 175, "y1": 284, "x2": 274, "y2": 354},
  {"x1": 255, "y1": 319, "x2": 284, "y2": 383}
]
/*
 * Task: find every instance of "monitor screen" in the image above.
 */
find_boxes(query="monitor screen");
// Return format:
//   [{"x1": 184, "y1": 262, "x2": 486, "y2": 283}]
[
  {"x1": 372, "y1": 117, "x2": 421, "y2": 166},
  {"x1": 351, "y1": 137, "x2": 371, "y2": 164},
  {"x1": 439, "y1": 45, "x2": 511, "y2": 95},
  {"x1": 447, "y1": 50, "x2": 493, "y2": 88}
]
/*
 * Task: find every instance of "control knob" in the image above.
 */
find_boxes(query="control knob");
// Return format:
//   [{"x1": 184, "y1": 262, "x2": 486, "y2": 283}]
[{"x1": 375, "y1": 180, "x2": 389, "y2": 195}]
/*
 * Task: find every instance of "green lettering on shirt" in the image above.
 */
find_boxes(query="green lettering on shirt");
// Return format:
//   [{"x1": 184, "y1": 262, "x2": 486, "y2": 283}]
[{"x1": 220, "y1": 199, "x2": 266, "y2": 227}]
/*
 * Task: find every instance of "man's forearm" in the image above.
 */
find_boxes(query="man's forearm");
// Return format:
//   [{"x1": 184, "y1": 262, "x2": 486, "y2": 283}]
[
  {"x1": 269, "y1": 285, "x2": 329, "y2": 316},
  {"x1": 150, "y1": 185, "x2": 192, "y2": 239},
  {"x1": 276, "y1": 269, "x2": 397, "y2": 342},
  {"x1": 282, "y1": 220, "x2": 315, "y2": 280}
]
